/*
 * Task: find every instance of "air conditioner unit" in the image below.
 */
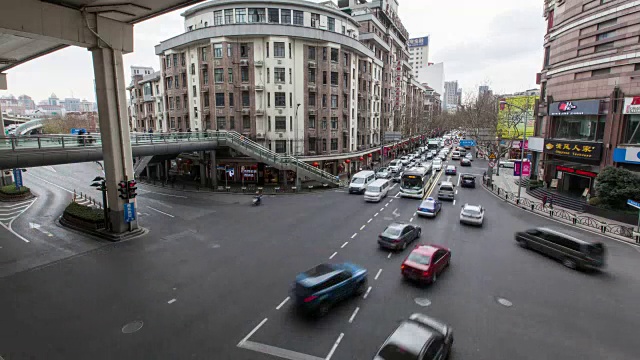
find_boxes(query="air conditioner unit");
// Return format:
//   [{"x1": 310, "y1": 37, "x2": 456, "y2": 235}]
[
  {"x1": 256, "y1": 133, "x2": 264, "y2": 139},
  {"x1": 242, "y1": 108, "x2": 250, "y2": 114},
  {"x1": 240, "y1": 59, "x2": 249, "y2": 66},
  {"x1": 241, "y1": 85, "x2": 250, "y2": 91},
  {"x1": 309, "y1": 109, "x2": 316, "y2": 115}
]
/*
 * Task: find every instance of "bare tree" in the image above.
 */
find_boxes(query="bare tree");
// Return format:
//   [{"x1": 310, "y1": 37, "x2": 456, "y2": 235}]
[{"x1": 42, "y1": 114, "x2": 95, "y2": 135}]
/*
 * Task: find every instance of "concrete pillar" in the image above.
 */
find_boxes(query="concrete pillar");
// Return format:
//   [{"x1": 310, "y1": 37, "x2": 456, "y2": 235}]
[
  {"x1": 210, "y1": 150, "x2": 217, "y2": 188},
  {"x1": 199, "y1": 151, "x2": 206, "y2": 186},
  {"x1": 91, "y1": 47, "x2": 137, "y2": 233}
]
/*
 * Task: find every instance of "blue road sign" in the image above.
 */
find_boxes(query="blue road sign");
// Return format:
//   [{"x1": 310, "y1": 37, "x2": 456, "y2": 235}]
[
  {"x1": 527, "y1": 153, "x2": 532, "y2": 161},
  {"x1": 70, "y1": 128, "x2": 87, "y2": 135},
  {"x1": 13, "y1": 168, "x2": 23, "y2": 189},
  {"x1": 459, "y1": 139, "x2": 477, "y2": 147},
  {"x1": 124, "y1": 202, "x2": 136, "y2": 223},
  {"x1": 627, "y1": 199, "x2": 640, "y2": 210}
]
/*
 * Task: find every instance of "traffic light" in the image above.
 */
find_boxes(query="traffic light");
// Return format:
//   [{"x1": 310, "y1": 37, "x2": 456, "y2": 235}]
[
  {"x1": 127, "y1": 180, "x2": 138, "y2": 199},
  {"x1": 118, "y1": 181, "x2": 128, "y2": 199}
]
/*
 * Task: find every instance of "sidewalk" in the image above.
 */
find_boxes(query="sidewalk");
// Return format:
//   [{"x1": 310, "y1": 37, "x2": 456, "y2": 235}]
[{"x1": 486, "y1": 173, "x2": 639, "y2": 246}]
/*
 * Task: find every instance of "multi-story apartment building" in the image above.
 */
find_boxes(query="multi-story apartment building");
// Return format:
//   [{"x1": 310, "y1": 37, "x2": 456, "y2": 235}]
[
  {"x1": 409, "y1": 36, "x2": 429, "y2": 76},
  {"x1": 534, "y1": 0, "x2": 640, "y2": 197},
  {"x1": 444, "y1": 80, "x2": 459, "y2": 112},
  {"x1": 127, "y1": 66, "x2": 164, "y2": 132}
]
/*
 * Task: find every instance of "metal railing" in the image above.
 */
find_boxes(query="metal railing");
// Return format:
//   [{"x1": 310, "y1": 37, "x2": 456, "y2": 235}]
[{"x1": 484, "y1": 179, "x2": 636, "y2": 241}]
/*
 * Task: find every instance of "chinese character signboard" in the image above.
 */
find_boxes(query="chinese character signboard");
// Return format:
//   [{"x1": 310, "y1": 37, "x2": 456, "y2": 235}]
[
  {"x1": 408, "y1": 36, "x2": 429, "y2": 48},
  {"x1": 124, "y1": 202, "x2": 136, "y2": 223},
  {"x1": 543, "y1": 139, "x2": 603, "y2": 160},
  {"x1": 549, "y1": 100, "x2": 600, "y2": 116},
  {"x1": 514, "y1": 161, "x2": 531, "y2": 177},
  {"x1": 623, "y1": 97, "x2": 640, "y2": 114}
]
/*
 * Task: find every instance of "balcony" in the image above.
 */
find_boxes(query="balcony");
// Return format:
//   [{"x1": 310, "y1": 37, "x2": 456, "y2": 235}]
[
  {"x1": 200, "y1": 84, "x2": 209, "y2": 91},
  {"x1": 374, "y1": 95, "x2": 380, "y2": 100}
]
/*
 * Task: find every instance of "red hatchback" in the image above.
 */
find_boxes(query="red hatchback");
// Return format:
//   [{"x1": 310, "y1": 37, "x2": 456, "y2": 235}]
[{"x1": 401, "y1": 245, "x2": 451, "y2": 284}]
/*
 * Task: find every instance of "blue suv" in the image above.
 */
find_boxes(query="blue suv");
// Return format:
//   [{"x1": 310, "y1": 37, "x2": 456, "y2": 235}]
[{"x1": 293, "y1": 263, "x2": 367, "y2": 316}]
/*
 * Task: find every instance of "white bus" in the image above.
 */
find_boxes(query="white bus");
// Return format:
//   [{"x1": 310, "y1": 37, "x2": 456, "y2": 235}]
[{"x1": 400, "y1": 165, "x2": 434, "y2": 199}]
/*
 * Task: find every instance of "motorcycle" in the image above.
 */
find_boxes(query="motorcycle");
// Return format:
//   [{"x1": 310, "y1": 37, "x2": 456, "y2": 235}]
[{"x1": 252, "y1": 195, "x2": 262, "y2": 206}]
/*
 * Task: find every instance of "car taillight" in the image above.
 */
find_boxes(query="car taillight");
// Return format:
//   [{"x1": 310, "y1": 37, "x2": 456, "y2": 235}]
[
  {"x1": 401, "y1": 264, "x2": 406, "y2": 270},
  {"x1": 304, "y1": 295, "x2": 318, "y2": 303},
  {"x1": 422, "y1": 271, "x2": 429, "y2": 276},
  {"x1": 392, "y1": 239, "x2": 400, "y2": 243}
]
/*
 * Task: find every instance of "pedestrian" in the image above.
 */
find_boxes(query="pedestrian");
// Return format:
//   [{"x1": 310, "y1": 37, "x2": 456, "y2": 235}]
[
  {"x1": 542, "y1": 194, "x2": 547, "y2": 208},
  {"x1": 549, "y1": 196, "x2": 554, "y2": 210}
]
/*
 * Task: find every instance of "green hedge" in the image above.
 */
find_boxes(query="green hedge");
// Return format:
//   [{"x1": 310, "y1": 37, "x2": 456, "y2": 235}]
[
  {"x1": 0, "y1": 184, "x2": 31, "y2": 195},
  {"x1": 64, "y1": 202, "x2": 104, "y2": 223}
]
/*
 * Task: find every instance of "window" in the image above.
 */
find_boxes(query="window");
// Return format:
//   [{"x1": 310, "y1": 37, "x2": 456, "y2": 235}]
[
  {"x1": 240, "y1": 43, "x2": 249, "y2": 58},
  {"x1": 592, "y1": 67, "x2": 611, "y2": 76},
  {"x1": 248, "y1": 8, "x2": 265, "y2": 23},
  {"x1": 173, "y1": 54, "x2": 178, "y2": 67},
  {"x1": 309, "y1": 92, "x2": 316, "y2": 106},
  {"x1": 225, "y1": 9, "x2": 234, "y2": 24},
  {"x1": 274, "y1": 67, "x2": 285, "y2": 83},
  {"x1": 289, "y1": 68, "x2": 292, "y2": 84},
  {"x1": 331, "y1": 95, "x2": 338, "y2": 108},
  {"x1": 290, "y1": 93, "x2": 292, "y2": 107},
  {"x1": 331, "y1": 116, "x2": 338, "y2": 129},
  {"x1": 274, "y1": 42, "x2": 285, "y2": 57},
  {"x1": 544, "y1": 47, "x2": 550, "y2": 67},
  {"x1": 214, "y1": 11, "x2": 223, "y2": 26},
  {"x1": 190, "y1": 63, "x2": 195, "y2": 75},
  {"x1": 322, "y1": 138, "x2": 327, "y2": 151},
  {"x1": 309, "y1": 137, "x2": 316, "y2": 151},
  {"x1": 342, "y1": 25, "x2": 346, "y2": 34},
  {"x1": 289, "y1": 43, "x2": 292, "y2": 59},
  {"x1": 311, "y1": 13, "x2": 320, "y2": 28},
  {"x1": 308, "y1": 68, "x2": 316, "y2": 82},
  {"x1": 275, "y1": 92, "x2": 286, "y2": 107},
  {"x1": 331, "y1": 72, "x2": 338, "y2": 86},
  {"x1": 242, "y1": 91, "x2": 250, "y2": 107},
  {"x1": 293, "y1": 10, "x2": 303, "y2": 25},
  {"x1": 268, "y1": 116, "x2": 271, "y2": 131},
  {"x1": 215, "y1": 93, "x2": 225, "y2": 107},
  {"x1": 595, "y1": 42, "x2": 614, "y2": 52},
  {"x1": 241, "y1": 67, "x2": 249, "y2": 82},
  {"x1": 167, "y1": 77, "x2": 173, "y2": 89},
  {"x1": 175, "y1": 97, "x2": 180, "y2": 109},
  {"x1": 275, "y1": 140, "x2": 287, "y2": 153},
  {"x1": 229, "y1": 116, "x2": 235, "y2": 130},
  {"x1": 597, "y1": 18, "x2": 617, "y2": 30},
  {"x1": 217, "y1": 116, "x2": 226, "y2": 130},
  {"x1": 322, "y1": 94, "x2": 327, "y2": 107},
  {"x1": 228, "y1": 68, "x2": 233, "y2": 83},
  {"x1": 309, "y1": 115, "x2": 316, "y2": 128},
  {"x1": 635, "y1": 64, "x2": 640, "y2": 71},
  {"x1": 554, "y1": 115, "x2": 605, "y2": 141},
  {"x1": 322, "y1": 47, "x2": 327, "y2": 61},
  {"x1": 343, "y1": 94, "x2": 348, "y2": 109},
  {"x1": 227, "y1": 44, "x2": 233, "y2": 57},
  {"x1": 193, "y1": 85, "x2": 197, "y2": 97},
  {"x1": 201, "y1": 47, "x2": 208, "y2": 61},
  {"x1": 268, "y1": 8, "x2": 279, "y2": 23},
  {"x1": 275, "y1": 116, "x2": 286, "y2": 131},
  {"x1": 328, "y1": 17, "x2": 335, "y2": 32},
  {"x1": 323, "y1": 71, "x2": 327, "y2": 85},
  {"x1": 203, "y1": 69, "x2": 209, "y2": 85},
  {"x1": 308, "y1": 47, "x2": 316, "y2": 60},
  {"x1": 215, "y1": 68, "x2": 224, "y2": 83},
  {"x1": 597, "y1": 30, "x2": 615, "y2": 41},
  {"x1": 181, "y1": 53, "x2": 186, "y2": 66},
  {"x1": 331, "y1": 138, "x2": 338, "y2": 150},
  {"x1": 165, "y1": 56, "x2": 171, "y2": 68},
  {"x1": 174, "y1": 75, "x2": 179, "y2": 89},
  {"x1": 343, "y1": 53, "x2": 349, "y2": 67},
  {"x1": 214, "y1": 44, "x2": 222, "y2": 58},
  {"x1": 229, "y1": 93, "x2": 234, "y2": 107},
  {"x1": 235, "y1": 9, "x2": 246, "y2": 23},
  {"x1": 322, "y1": 117, "x2": 327, "y2": 129},
  {"x1": 343, "y1": 73, "x2": 349, "y2": 87},
  {"x1": 243, "y1": 115, "x2": 250, "y2": 129},
  {"x1": 267, "y1": 92, "x2": 271, "y2": 107}
]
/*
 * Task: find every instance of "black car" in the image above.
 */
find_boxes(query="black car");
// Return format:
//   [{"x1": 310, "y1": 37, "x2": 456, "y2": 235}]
[
  {"x1": 378, "y1": 222, "x2": 421, "y2": 251},
  {"x1": 460, "y1": 158, "x2": 471, "y2": 166},
  {"x1": 374, "y1": 313, "x2": 454, "y2": 360},
  {"x1": 460, "y1": 174, "x2": 476, "y2": 188}
]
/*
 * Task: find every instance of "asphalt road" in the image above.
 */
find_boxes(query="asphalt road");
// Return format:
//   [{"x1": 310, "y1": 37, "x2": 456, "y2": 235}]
[{"x1": 0, "y1": 157, "x2": 639, "y2": 359}]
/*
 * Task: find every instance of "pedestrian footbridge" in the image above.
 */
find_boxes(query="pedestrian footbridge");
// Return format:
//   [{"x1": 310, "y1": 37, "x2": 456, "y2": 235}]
[{"x1": 0, "y1": 131, "x2": 339, "y2": 186}]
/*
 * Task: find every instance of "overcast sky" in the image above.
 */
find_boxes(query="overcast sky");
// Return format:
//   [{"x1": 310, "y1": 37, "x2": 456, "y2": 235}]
[{"x1": 0, "y1": 0, "x2": 544, "y2": 103}]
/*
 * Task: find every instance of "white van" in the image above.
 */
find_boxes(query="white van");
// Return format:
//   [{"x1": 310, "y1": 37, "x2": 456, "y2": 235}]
[
  {"x1": 364, "y1": 179, "x2": 391, "y2": 202},
  {"x1": 451, "y1": 151, "x2": 461, "y2": 160},
  {"x1": 349, "y1": 170, "x2": 376, "y2": 194}
]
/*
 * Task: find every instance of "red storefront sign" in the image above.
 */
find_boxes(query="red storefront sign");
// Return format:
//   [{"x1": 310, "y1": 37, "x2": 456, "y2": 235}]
[{"x1": 556, "y1": 165, "x2": 597, "y2": 178}]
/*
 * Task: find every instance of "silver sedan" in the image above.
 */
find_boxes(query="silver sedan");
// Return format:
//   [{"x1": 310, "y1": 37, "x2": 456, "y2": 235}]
[{"x1": 460, "y1": 204, "x2": 485, "y2": 226}]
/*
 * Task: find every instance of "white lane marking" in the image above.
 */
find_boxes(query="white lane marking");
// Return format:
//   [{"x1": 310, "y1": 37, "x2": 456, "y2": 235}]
[
  {"x1": 325, "y1": 333, "x2": 344, "y2": 360},
  {"x1": 385, "y1": 203, "x2": 389, "y2": 207},
  {"x1": 390, "y1": 184, "x2": 397, "y2": 190},
  {"x1": 455, "y1": 190, "x2": 458, "y2": 195},
  {"x1": 167, "y1": 298, "x2": 177, "y2": 304},
  {"x1": 348, "y1": 307, "x2": 360, "y2": 323},
  {"x1": 29, "y1": 173, "x2": 73, "y2": 193},
  {"x1": 0, "y1": 209, "x2": 29, "y2": 216},
  {"x1": 457, "y1": 175, "x2": 461, "y2": 187},
  {"x1": 387, "y1": 252, "x2": 392, "y2": 259},
  {"x1": 0, "y1": 200, "x2": 33, "y2": 208},
  {"x1": 238, "y1": 318, "x2": 268, "y2": 346},
  {"x1": 329, "y1": 251, "x2": 338, "y2": 259},
  {"x1": 363, "y1": 286, "x2": 372, "y2": 299},
  {"x1": 389, "y1": 199, "x2": 393, "y2": 203},
  {"x1": 351, "y1": 233, "x2": 357, "y2": 239},
  {"x1": 147, "y1": 206, "x2": 175, "y2": 218},
  {"x1": 380, "y1": 207, "x2": 385, "y2": 211},
  {"x1": 374, "y1": 212, "x2": 379, "y2": 217},
  {"x1": 341, "y1": 241, "x2": 349, "y2": 248},
  {"x1": 276, "y1": 296, "x2": 290, "y2": 310},
  {"x1": 360, "y1": 225, "x2": 365, "y2": 230},
  {"x1": 453, "y1": 199, "x2": 456, "y2": 206},
  {"x1": 375, "y1": 269, "x2": 382, "y2": 280},
  {"x1": 367, "y1": 218, "x2": 372, "y2": 223},
  {"x1": 240, "y1": 340, "x2": 325, "y2": 360},
  {"x1": 410, "y1": 217, "x2": 414, "y2": 222},
  {"x1": 1, "y1": 198, "x2": 38, "y2": 243},
  {"x1": 29, "y1": 222, "x2": 54, "y2": 237},
  {"x1": 44, "y1": 166, "x2": 57, "y2": 173},
  {"x1": 142, "y1": 190, "x2": 188, "y2": 198}
]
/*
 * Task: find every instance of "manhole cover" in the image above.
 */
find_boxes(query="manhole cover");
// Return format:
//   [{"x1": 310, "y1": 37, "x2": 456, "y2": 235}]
[
  {"x1": 414, "y1": 298, "x2": 431, "y2": 307},
  {"x1": 496, "y1": 298, "x2": 513, "y2": 307},
  {"x1": 121, "y1": 320, "x2": 144, "y2": 334}
]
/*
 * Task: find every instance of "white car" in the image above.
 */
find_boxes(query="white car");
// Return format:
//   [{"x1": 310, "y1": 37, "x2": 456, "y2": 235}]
[
  {"x1": 465, "y1": 153, "x2": 473, "y2": 161},
  {"x1": 388, "y1": 160, "x2": 403, "y2": 173},
  {"x1": 400, "y1": 156, "x2": 410, "y2": 165},
  {"x1": 460, "y1": 204, "x2": 485, "y2": 226},
  {"x1": 432, "y1": 159, "x2": 443, "y2": 171}
]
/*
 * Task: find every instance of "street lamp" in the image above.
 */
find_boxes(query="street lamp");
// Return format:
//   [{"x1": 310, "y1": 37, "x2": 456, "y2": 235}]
[
  {"x1": 499, "y1": 100, "x2": 529, "y2": 203},
  {"x1": 91, "y1": 176, "x2": 109, "y2": 230}
]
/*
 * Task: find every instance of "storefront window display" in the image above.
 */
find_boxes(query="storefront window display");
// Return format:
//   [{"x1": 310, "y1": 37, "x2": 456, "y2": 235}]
[
  {"x1": 264, "y1": 167, "x2": 279, "y2": 184},
  {"x1": 552, "y1": 115, "x2": 605, "y2": 141}
]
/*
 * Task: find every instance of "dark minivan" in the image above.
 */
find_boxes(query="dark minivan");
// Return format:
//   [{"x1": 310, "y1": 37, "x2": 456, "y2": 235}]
[{"x1": 515, "y1": 227, "x2": 606, "y2": 270}]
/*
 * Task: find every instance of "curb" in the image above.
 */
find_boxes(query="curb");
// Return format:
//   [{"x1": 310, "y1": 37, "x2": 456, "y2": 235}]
[
  {"x1": 58, "y1": 215, "x2": 148, "y2": 242},
  {"x1": 481, "y1": 183, "x2": 640, "y2": 248},
  {"x1": 137, "y1": 180, "x2": 339, "y2": 196}
]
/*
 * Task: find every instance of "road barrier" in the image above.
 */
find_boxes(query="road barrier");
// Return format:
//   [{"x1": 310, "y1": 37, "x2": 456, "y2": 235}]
[{"x1": 483, "y1": 179, "x2": 637, "y2": 243}]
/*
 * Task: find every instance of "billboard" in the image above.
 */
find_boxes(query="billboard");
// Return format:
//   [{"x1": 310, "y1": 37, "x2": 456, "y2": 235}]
[
  {"x1": 408, "y1": 36, "x2": 429, "y2": 48},
  {"x1": 623, "y1": 97, "x2": 640, "y2": 114},
  {"x1": 497, "y1": 95, "x2": 536, "y2": 140}
]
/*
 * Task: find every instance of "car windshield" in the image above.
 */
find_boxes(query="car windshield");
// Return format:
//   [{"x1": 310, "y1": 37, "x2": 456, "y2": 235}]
[
  {"x1": 433, "y1": 160, "x2": 441, "y2": 164},
  {"x1": 351, "y1": 178, "x2": 365, "y2": 184},
  {"x1": 463, "y1": 175, "x2": 474, "y2": 180},
  {"x1": 382, "y1": 227, "x2": 402, "y2": 237},
  {"x1": 402, "y1": 177, "x2": 423, "y2": 190},
  {"x1": 377, "y1": 344, "x2": 419, "y2": 360},
  {"x1": 407, "y1": 252, "x2": 430, "y2": 265},
  {"x1": 378, "y1": 169, "x2": 387, "y2": 173},
  {"x1": 447, "y1": 166, "x2": 455, "y2": 170},
  {"x1": 587, "y1": 243, "x2": 604, "y2": 255},
  {"x1": 464, "y1": 207, "x2": 482, "y2": 215},
  {"x1": 367, "y1": 186, "x2": 381, "y2": 192}
]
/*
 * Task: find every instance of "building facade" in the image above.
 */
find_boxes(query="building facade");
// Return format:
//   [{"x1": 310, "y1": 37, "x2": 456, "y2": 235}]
[
  {"x1": 408, "y1": 36, "x2": 429, "y2": 77},
  {"x1": 415, "y1": 62, "x2": 444, "y2": 96},
  {"x1": 444, "y1": 80, "x2": 459, "y2": 112},
  {"x1": 535, "y1": 0, "x2": 640, "y2": 197},
  {"x1": 127, "y1": 66, "x2": 164, "y2": 132}
]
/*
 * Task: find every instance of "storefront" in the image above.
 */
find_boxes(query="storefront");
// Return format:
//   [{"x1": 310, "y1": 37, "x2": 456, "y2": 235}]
[
  {"x1": 217, "y1": 161, "x2": 260, "y2": 185},
  {"x1": 622, "y1": 97, "x2": 640, "y2": 144},
  {"x1": 543, "y1": 138, "x2": 602, "y2": 196}
]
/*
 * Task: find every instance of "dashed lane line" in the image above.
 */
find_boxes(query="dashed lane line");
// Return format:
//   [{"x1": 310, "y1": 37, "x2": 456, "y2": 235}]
[
  {"x1": 325, "y1": 333, "x2": 344, "y2": 360},
  {"x1": 453, "y1": 199, "x2": 456, "y2": 206},
  {"x1": 389, "y1": 199, "x2": 393, "y2": 203},
  {"x1": 367, "y1": 218, "x2": 372, "y2": 223},
  {"x1": 374, "y1": 212, "x2": 379, "y2": 217},
  {"x1": 348, "y1": 307, "x2": 360, "y2": 323},
  {"x1": 351, "y1": 233, "x2": 357, "y2": 239},
  {"x1": 380, "y1": 207, "x2": 384, "y2": 212},
  {"x1": 329, "y1": 252, "x2": 338, "y2": 259},
  {"x1": 363, "y1": 286, "x2": 372, "y2": 299},
  {"x1": 240, "y1": 341, "x2": 325, "y2": 360},
  {"x1": 387, "y1": 253, "x2": 392, "y2": 259},
  {"x1": 276, "y1": 297, "x2": 290, "y2": 310},
  {"x1": 375, "y1": 269, "x2": 383, "y2": 280},
  {"x1": 410, "y1": 217, "x2": 414, "y2": 222},
  {"x1": 238, "y1": 318, "x2": 268, "y2": 346},
  {"x1": 167, "y1": 299, "x2": 177, "y2": 304},
  {"x1": 341, "y1": 241, "x2": 349, "y2": 248},
  {"x1": 147, "y1": 206, "x2": 175, "y2": 218},
  {"x1": 360, "y1": 225, "x2": 366, "y2": 230}
]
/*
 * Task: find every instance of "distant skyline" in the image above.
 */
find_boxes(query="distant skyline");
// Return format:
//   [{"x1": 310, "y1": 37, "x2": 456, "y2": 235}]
[{"x1": 0, "y1": 0, "x2": 544, "y2": 103}]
